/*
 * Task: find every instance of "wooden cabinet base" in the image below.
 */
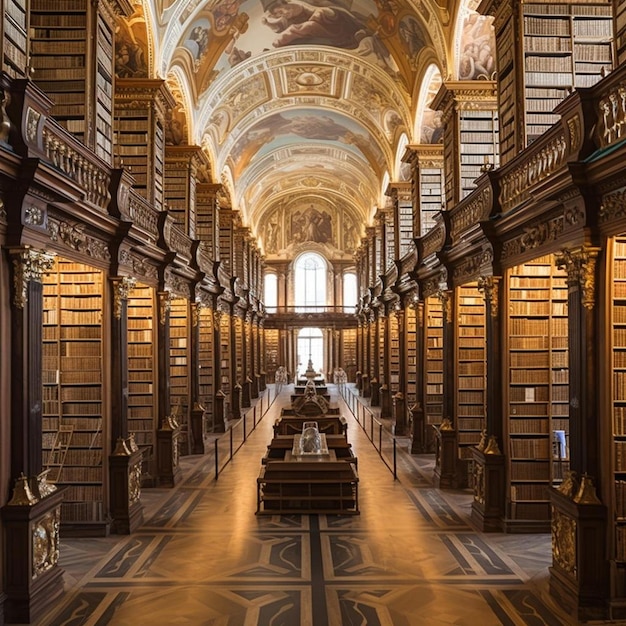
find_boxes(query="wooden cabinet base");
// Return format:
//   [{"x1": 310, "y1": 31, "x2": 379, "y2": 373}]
[
  {"x1": 470, "y1": 448, "x2": 504, "y2": 532},
  {"x1": 1, "y1": 490, "x2": 65, "y2": 624}
]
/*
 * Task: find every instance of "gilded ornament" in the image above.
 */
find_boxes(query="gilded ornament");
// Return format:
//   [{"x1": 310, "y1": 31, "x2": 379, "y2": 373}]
[
  {"x1": 484, "y1": 435, "x2": 501, "y2": 455},
  {"x1": 477, "y1": 275, "x2": 500, "y2": 318},
  {"x1": 34, "y1": 469, "x2": 57, "y2": 499},
  {"x1": 558, "y1": 470, "x2": 579, "y2": 497},
  {"x1": 8, "y1": 473, "x2": 38, "y2": 506},
  {"x1": 32, "y1": 510, "x2": 60, "y2": 578},
  {"x1": 112, "y1": 437, "x2": 131, "y2": 456},
  {"x1": 127, "y1": 433, "x2": 139, "y2": 453},
  {"x1": 555, "y1": 246, "x2": 599, "y2": 310},
  {"x1": 476, "y1": 429, "x2": 487, "y2": 452},
  {"x1": 158, "y1": 291, "x2": 171, "y2": 326},
  {"x1": 112, "y1": 277, "x2": 136, "y2": 320},
  {"x1": 551, "y1": 507, "x2": 577, "y2": 577},
  {"x1": 128, "y1": 461, "x2": 142, "y2": 504},
  {"x1": 26, "y1": 107, "x2": 40, "y2": 143},
  {"x1": 473, "y1": 462, "x2": 485, "y2": 505},
  {"x1": 440, "y1": 417, "x2": 453, "y2": 431},
  {"x1": 11, "y1": 248, "x2": 55, "y2": 309},
  {"x1": 573, "y1": 474, "x2": 601, "y2": 505}
]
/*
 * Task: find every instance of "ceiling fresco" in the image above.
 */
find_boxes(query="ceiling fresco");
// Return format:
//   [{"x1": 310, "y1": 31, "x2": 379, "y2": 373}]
[{"x1": 120, "y1": 0, "x2": 492, "y2": 258}]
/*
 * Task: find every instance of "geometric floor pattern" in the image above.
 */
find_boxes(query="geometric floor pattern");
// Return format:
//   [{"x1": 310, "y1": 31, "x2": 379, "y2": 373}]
[{"x1": 25, "y1": 385, "x2": 584, "y2": 626}]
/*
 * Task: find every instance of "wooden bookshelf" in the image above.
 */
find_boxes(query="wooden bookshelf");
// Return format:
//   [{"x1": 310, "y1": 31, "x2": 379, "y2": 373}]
[
  {"x1": 42, "y1": 259, "x2": 106, "y2": 530},
  {"x1": 506, "y1": 255, "x2": 569, "y2": 527},
  {"x1": 114, "y1": 79, "x2": 172, "y2": 208},
  {"x1": 264, "y1": 328, "x2": 280, "y2": 381},
  {"x1": 389, "y1": 312, "x2": 400, "y2": 392},
  {"x1": 29, "y1": 0, "x2": 116, "y2": 162},
  {"x1": 425, "y1": 297, "x2": 444, "y2": 447},
  {"x1": 418, "y1": 167, "x2": 444, "y2": 235},
  {"x1": 455, "y1": 284, "x2": 486, "y2": 464},
  {"x1": 198, "y1": 306, "x2": 215, "y2": 430},
  {"x1": 611, "y1": 237, "x2": 626, "y2": 560},
  {"x1": 127, "y1": 283, "x2": 157, "y2": 485},
  {"x1": 405, "y1": 305, "x2": 418, "y2": 407},
  {"x1": 3, "y1": 0, "x2": 28, "y2": 78},
  {"x1": 459, "y1": 110, "x2": 499, "y2": 199},
  {"x1": 523, "y1": 3, "x2": 613, "y2": 142},
  {"x1": 220, "y1": 311, "x2": 232, "y2": 403},
  {"x1": 234, "y1": 315, "x2": 244, "y2": 386},
  {"x1": 617, "y1": 0, "x2": 626, "y2": 63},
  {"x1": 169, "y1": 297, "x2": 190, "y2": 453},
  {"x1": 342, "y1": 328, "x2": 358, "y2": 381}
]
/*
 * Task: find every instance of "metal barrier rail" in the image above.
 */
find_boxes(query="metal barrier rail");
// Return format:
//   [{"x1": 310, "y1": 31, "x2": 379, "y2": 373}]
[
  {"x1": 339, "y1": 385, "x2": 397, "y2": 479},
  {"x1": 214, "y1": 387, "x2": 277, "y2": 478}
]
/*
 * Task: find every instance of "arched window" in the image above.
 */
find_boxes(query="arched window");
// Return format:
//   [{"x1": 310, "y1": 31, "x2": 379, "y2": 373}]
[
  {"x1": 297, "y1": 327, "x2": 324, "y2": 376},
  {"x1": 294, "y1": 252, "x2": 326, "y2": 312},
  {"x1": 343, "y1": 272, "x2": 357, "y2": 313},
  {"x1": 264, "y1": 272, "x2": 277, "y2": 313}
]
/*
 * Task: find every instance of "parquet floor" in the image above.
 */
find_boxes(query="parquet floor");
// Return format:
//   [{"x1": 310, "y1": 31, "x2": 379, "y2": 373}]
[{"x1": 25, "y1": 385, "x2": 582, "y2": 626}]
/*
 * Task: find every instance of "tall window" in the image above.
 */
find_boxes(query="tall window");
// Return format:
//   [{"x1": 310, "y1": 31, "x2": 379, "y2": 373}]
[
  {"x1": 343, "y1": 272, "x2": 357, "y2": 313},
  {"x1": 294, "y1": 252, "x2": 326, "y2": 312},
  {"x1": 264, "y1": 272, "x2": 277, "y2": 313},
  {"x1": 297, "y1": 327, "x2": 323, "y2": 376}
]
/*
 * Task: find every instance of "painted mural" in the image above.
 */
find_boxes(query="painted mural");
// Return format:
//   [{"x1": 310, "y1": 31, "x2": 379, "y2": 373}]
[
  {"x1": 174, "y1": 0, "x2": 433, "y2": 85},
  {"x1": 261, "y1": 202, "x2": 362, "y2": 256},
  {"x1": 458, "y1": 13, "x2": 496, "y2": 81},
  {"x1": 228, "y1": 109, "x2": 387, "y2": 177},
  {"x1": 115, "y1": 18, "x2": 149, "y2": 79}
]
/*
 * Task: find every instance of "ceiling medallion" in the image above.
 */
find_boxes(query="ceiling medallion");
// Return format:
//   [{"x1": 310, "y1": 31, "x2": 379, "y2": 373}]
[{"x1": 295, "y1": 71, "x2": 324, "y2": 88}]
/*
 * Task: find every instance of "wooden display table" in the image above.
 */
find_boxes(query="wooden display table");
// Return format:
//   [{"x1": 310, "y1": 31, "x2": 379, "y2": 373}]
[
  {"x1": 256, "y1": 456, "x2": 359, "y2": 515},
  {"x1": 262, "y1": 434, "x2": 357, "y2": 466},
  {"x1": 273, "y1": 415, "x2": 348, "y2": 437}
]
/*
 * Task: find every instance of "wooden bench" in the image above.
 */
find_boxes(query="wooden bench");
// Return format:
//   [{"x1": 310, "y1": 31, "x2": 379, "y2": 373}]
[
  {"x1": 257, "y1": 459, "x2": 359, "y2": 515},
  {"x1": 273, "y1": 415, "x2": 348, "y2": 437},
  {"x1": 262, "y1": 434, "x2": 357, "y2": 467}
]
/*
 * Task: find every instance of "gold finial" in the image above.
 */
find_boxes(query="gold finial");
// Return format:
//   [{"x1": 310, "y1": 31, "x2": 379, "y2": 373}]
[
  {"x1": 440, "y1": 417, "x2": 453, "y2": 431},
  {"x1": 484, "y1": 435, "x2": 501, "y2": 455},
  {"x1": 112, "y1": 437, "x2": 131, "y2": 456},
  {"x1": 7, "y1": 473, "x2": 38, "y2": 506},
  {"x1": 557, "y1": 471, "x2": 579, "y2": 497},
  {"x1": 127, "y1": 433, "x2": 139, "y2": 453},
  {"x1": 573, "y1": 474, "x2": 601, "y2": 504}
]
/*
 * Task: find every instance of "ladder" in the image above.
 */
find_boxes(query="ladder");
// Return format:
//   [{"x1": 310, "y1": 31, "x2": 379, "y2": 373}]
[{"x1": 46, "y1": 425, "x2": 74, "y2": 482}]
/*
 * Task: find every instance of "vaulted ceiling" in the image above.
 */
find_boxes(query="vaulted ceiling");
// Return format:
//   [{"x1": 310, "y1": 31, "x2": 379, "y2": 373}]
[{"x1": 118, "y1": 0, "x2": 495, "y2": 260}]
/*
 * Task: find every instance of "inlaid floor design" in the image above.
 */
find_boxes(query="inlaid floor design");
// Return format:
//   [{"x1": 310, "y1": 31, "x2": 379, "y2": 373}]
[{"x1": 26, "y1": 386, "x2": 585, "y2": 626}]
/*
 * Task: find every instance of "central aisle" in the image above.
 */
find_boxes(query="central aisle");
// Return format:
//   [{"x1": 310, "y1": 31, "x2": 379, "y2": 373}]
[{"x1": 34, "y1": 384, "x2": 572, "y2": 626}]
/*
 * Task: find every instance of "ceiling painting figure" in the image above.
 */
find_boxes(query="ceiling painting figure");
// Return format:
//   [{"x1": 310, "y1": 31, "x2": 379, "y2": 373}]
[{"x1": 458, "y1": 13, "x2": 496, "y2": 80}]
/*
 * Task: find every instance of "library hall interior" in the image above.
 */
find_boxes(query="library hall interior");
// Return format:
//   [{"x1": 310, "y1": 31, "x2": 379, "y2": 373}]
[{"x1": 3, "y1": 0, "x2": 626, "y2": 624}]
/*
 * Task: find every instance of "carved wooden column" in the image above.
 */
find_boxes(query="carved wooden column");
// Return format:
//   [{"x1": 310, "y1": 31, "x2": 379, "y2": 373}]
[
  {"x1": 241, "y1": 311, "x2": 251, "y2": 409},
  {"x1": 109, "y1": 277, "x2": 144, "y2": 533},
  {"x1": 471, "y1": 275, "x2": 506, "y2": 531},
  {"x1": 230, "y1": 307, "x2": 242, "y2": 420},
  {"x1": 380, "y1": 310, "x2": 392, "y2": 419},
  {"x1": 548, "y1": 246, "x2": 608, "y2": 620},
  {"x1": 370, "y1": 311, "x2": 381, "y2": 406},
  {"x1": 434, "y1": 287, "x2": 458, "y2": 487},
  {"x1": 155, "y1": 291, "x2": 179, "y2": 486},
  {"x1": 411, "y1": 300, "x2": 427, "y2": 453},
  {"x1": 212, "y1": 306, "x2": 226, "y2": 431},
  {"x1": 251, "y1": 313, "x2": 259, "y2": 399},
  {"x1": 189, "y1": 302, "x2": 207, "y2": 454},
  {"x1": 3, "y1": 248, "x2": 65, "y2": 623},
  {"x1": 393, "y1": 305, "x2": 409, "y2": 435}
]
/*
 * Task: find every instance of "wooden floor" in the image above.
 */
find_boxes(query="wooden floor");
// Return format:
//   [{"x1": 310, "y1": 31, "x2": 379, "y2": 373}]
[{"x1": 23, "y1": 384, "x2": 586, "y2": 626}]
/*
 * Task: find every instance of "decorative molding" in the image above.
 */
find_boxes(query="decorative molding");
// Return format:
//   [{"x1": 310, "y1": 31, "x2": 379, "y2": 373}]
[
  {"x1": 450, "y1": 186, "x2": 492, "y2": 242},
  {"x1": 436, "y1": 289, "x2": 452, "y2": 323},
  {"x1": 48, "y1": 218, "x2": 111, "y2": 261},
  {"x1": 555, "y1": 246, "x2": 599, "y2": 310},
  {"x1": 452, "y1": 248, "x2": 494, "y2": 282},
  {"x1": 499, "y1": 133, "x2": 568, "y2": 213},
  {"x1": 597, "y1": 83, "x2": 626, "y2": 148},
  {"x1": 10, "y1": 248, "x2": 55, "y2": 308},
  {"x1": 24, "y1": 204, "x2": 46, "y2": 226},
  {"x1": 599, "y1": 187, "x2": 626, "y2": 222},
  {"x1": 501, "y1": 215, "x2": 564, "y2": 259},
  {"x1": 421, "y1": 222, "x2": 445, "y2": 258}
]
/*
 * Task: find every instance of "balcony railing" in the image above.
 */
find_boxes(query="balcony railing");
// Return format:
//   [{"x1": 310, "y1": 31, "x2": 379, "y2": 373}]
[{"x1": 264, "y1": 305, "x2": 356, "y2": 314}]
